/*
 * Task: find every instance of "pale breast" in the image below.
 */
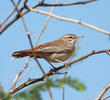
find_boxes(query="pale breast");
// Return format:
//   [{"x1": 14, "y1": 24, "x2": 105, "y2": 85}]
[{"x1": 45, "y1": 52, "x2": 72, "y2": 63}]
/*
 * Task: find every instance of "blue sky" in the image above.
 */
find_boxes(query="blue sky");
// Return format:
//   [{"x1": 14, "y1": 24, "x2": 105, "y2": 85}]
[{"x1": 0, "y1": 0, "x2": 110, "y2": 100}]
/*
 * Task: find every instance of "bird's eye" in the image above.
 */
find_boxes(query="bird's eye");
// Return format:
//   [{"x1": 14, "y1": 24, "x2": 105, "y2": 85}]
[{"x1": 69, "y1": 36, "x2": 73, "y2": 38}]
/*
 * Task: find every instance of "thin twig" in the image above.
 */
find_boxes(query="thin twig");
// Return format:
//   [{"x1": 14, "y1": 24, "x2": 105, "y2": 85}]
[
  {"x1": 0, "y1": 0, "x2": 96, "y2": 34},
  {"x1": 66, "y1": 50, "x2": 110, "y2": 66},
  {"x1": 62, "y1": 64, "x2": 68, "y2": 100},
  {"x1": 41, "y1": 0, "x2": 97, "y2": 7},
  {"x1": 96, "y1": 83, "x2": 110, "y2": 100},
  {"x1": 48, "y1": 88, "x2": 53, "y2": 100},
  {"x1": 11, "y1": 95, "x2": 14, "y2": 100},
  {"x1": 11, "y1": 0, "x2": 45, "y2": 89},
  {"x1": 12, "y1": 57, "x2": 30, "y2": 88},
  {"x1": 29, "y1": 8, "x2": 110, "y2": 35},
  {"x1": 17, "y1": 64, "x2": 34, "y2": 82},
  {"x1": 8, "y1": 49, "x2": 110, "y2": 95},
  {"x1": 106, "y1": 50, "x2": 110, "y2": 55},
  {"x1": 11, "y1": 0, "x2": 31, "y2": 89},
  {"x1": 62, "y1": 78, "x2": 65, "y2": 100},
  {"x1": 0, "y1": 0, "x2": 21, "y2": 27},
  {"x1": 34, "y1": 1, "x2": 60, "y2": 99},
  {"x1": 12, "y1": 0, "x2": 58, "y2": 91},
  {"x1": 102, "y1": 94, "x2": 110, "y2": 100},
  {"x1": 0, "y1": 0, "x2": 40, "y2": 34},
  {"x1": 12, "y1": 0, "x2": 46, "y2": 76},
  {"x1": 34, "y1": 1, "x2": 58, "y2": 46},
  {"x1": 34, "y1": 58, "x2": 46, "y2": 75}
]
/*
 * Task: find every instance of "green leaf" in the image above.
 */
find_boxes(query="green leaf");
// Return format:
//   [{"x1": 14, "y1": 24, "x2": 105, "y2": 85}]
[
  {"x1": 69, "y1": 79, "x2": 86, "y2": 91},
  {"x1": 0, "y1": 85, "x2": 11, "y2": 100},
  {"x1": 11, "y1": 77, "x2": 85, "y2": 100},
  {"x1": 54, "y1": 77, "x2": 86, "y2": 91}
]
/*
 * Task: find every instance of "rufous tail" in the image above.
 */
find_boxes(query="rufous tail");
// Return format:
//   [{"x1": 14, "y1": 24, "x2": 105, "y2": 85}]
[{"x1": 12, "y1": 50, "x2": 32, "y2": 58}]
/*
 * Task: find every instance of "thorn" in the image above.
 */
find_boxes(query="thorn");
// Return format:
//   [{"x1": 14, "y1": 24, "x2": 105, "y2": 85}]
[{"x1": 28, "y1": 77, "x2": 31, "y2": 81}]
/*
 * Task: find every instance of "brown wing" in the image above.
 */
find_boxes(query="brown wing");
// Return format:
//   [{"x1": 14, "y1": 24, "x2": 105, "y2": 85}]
[{"x1": 12, "y1": 40, "x2": 72, "y2": 58}]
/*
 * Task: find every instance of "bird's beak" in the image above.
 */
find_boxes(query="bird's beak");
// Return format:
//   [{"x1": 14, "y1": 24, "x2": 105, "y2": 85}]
[
  {"x1": 74, "y1": 36, "x2": 84, "y2": 43},
  {"x1": 77, "y1": 36, "x2": 84, "y2": 39},
  {"x1": 75, "y1": 36, "x2": 84, "y2": 41}
]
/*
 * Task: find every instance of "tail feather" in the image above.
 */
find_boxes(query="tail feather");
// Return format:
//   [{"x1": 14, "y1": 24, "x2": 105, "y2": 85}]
[{"x1": 12, "y1": 50, "x2": 32, "y2": 58}]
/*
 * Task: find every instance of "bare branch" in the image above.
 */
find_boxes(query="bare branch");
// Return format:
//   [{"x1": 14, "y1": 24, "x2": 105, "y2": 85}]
[
  {"x1": 102, "y1": 94, "x2": 110, "y2": 100},
  {"x1": 48, "y1": 88, "x2": 53, "y2": 100},
  {"x1": 0, "y1": 0, "x2": 96, "y2": 35},
  {"x1": 12, "y1": 0, "x2": 59, "y2": 91},
  {"x1": 9, "y1": 49, "x2": 110, "y2": 95},
  {"x1": 0, "y1": 1, "x2": 40, "y2": 34},
  {"x1": 96, "y1": 83, "x2": 110, "y2": 100},
  {"x1": 12, "y1": 58, "x2": 30, "y2": 88},
  {"x1": 41, "y1": 0, "x2": 97, "y2": 7},
  {"x1": 11, "y1": 0, "x2": 32, "y2": 89},
  {"x1": 0, "y1": 0, "x2": 21, "y2": 27},
  {"x1": 65, "y1": 50, "x2": 110, "y2": 66},
  {"x1": 13, "y1": 0, "x2": 46, "y2": 75},
  {"x1": 29, "y1": 8, "x2": 110, "y2": 35},
  {"x1": 34, "y1": 0, "x2": 60, "y2": 46},
  {"x1": 106, "y1": 50, "x2": 110, "y2": 55},
  {"x1": 11, "y1": 0, "x2": 45, "y2": 89}
]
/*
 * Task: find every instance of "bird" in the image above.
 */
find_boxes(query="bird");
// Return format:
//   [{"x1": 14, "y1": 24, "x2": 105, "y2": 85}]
[{"x1": 12, "y1": 34, "x2": 83, "y2": 63}]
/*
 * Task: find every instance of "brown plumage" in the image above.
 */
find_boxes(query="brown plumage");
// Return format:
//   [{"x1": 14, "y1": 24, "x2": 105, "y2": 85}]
[{"x1": 12, "y1": 34, "x2": 83, "y2": 62}]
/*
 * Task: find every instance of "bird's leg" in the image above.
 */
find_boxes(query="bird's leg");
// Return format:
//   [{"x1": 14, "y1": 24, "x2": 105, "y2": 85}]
[
  {"x1": 46, "y1": 60, "x2": 57, "y2": 69},
  {"x1": 54, "y1": 59, "x2": 68, "y2": 73}
]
